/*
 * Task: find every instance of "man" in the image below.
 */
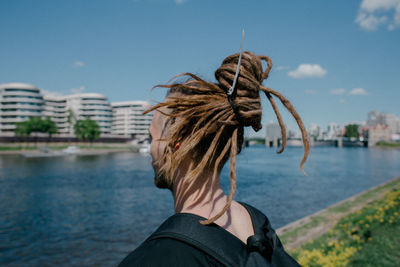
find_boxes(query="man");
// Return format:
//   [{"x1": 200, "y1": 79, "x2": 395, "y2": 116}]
[{"x1": 118, "y1": 51, "x2": 309, "y2": 266}]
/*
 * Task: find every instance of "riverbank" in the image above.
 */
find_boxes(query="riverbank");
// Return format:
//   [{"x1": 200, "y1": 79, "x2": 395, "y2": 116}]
[
  {"x1": 278, "y1": 176, "x2": 400, "y2": 249},
  {"x1": 376, "y1": 141, "x2": 400, "y2": 148},
  {"x1": 278, "y1": 176, "x2": 400, "y2": 266},
  {"x1": 0, "y1": 143, "x2": 139, "y2": 155}
]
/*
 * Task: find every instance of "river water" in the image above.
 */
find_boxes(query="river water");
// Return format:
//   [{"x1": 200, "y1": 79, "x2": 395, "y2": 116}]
[{"x1": 0, "y1": 146, "x2": 399, "y2": 266}]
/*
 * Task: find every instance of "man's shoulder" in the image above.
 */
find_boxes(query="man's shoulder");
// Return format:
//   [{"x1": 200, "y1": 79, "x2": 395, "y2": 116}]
[{"x1": 118, "y1": 238, "x2": 222, "y2": 267}]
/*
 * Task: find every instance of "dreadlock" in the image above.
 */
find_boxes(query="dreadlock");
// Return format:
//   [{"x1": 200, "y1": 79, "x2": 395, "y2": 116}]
[{"x1": 144, "y1": 51, "x2": 309, "y2": 225}]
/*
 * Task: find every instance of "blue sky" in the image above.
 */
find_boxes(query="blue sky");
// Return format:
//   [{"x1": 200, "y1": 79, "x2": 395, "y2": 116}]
[{"x1": 1, "y1": 0, "x2": 399, "y2": 135}]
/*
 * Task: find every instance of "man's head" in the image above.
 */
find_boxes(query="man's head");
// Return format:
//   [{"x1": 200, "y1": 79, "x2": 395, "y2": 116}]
[{"x1": 144, "y1": 51, "x2": 309, "y2": 224}]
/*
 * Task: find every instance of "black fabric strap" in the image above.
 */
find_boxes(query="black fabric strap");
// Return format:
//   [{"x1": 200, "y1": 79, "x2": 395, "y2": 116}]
[{"x1": 147, "y1": 213, "x2": 247, "y2": 267}]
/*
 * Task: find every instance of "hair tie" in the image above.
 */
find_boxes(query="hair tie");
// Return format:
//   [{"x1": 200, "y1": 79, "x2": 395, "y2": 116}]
[{"x1": 227, "y1": 30, "x2": 245, "y2": 123}]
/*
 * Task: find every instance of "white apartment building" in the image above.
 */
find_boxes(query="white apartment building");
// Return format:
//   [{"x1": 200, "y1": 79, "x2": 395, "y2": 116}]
[
  {"x1": 67, "y1": 93, "x2": 113, "y2": 135},
  {"x1": 0, "y1": 83, "x2": 44, "y2": 135},
  {"x1": 43, "y1": 95, "x2": 69, "y2": 134},
  {"x1": 111, "y1": 101, "x2": 152, "y2": 139}
]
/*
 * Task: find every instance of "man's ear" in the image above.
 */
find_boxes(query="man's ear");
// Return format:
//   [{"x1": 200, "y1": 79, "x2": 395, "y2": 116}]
[{"x1": 174, "y1": 142, "x2": 182, "y2": 152}]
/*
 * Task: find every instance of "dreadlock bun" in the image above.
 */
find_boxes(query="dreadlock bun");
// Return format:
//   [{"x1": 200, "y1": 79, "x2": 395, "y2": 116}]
[{"x1": 215, "y1": 52, "x2": 273, "y2": 132}]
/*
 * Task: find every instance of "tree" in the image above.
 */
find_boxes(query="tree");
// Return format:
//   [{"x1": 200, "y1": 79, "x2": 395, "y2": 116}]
[
  {"x1": 344, "y1": 124, "x2": 359, "y2": 139},
  {"x1": 67, "y1": 109, "x2": 76, "y2": 134},
  {"x1": 42, "y1": 117, "x2": 58, "y2": 138},
  {"x1": 74, "y1": 118, "x2": 101, "y2": 143},
  {"x1": 14, "y1": 120, "x2": 32, "y2": 137},
  {"x1": 14, "y1": 117, "x2": 58, "y2": 138}
]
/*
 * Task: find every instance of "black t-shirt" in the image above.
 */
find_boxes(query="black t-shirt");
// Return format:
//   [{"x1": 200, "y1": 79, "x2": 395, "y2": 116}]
[
  {"x1": 119, "y1": 237, "x2": 223, "y2": 267},
  {"x1": 118, "y1": 203, "x2": 300, "y2": 267}
]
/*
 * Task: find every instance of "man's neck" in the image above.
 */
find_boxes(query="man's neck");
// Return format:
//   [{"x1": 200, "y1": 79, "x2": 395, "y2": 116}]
[
  {"x1": 172, "y1": 163, "x2": 227, "y2": 220},
  {"x1": 171, "y1": 161, "x2": 255, "y2": 243}
]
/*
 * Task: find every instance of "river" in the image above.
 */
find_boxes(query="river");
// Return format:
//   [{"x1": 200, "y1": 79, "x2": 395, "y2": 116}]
[{"x1": 0, "y1": 146, "x2": 399, "y2": 266}]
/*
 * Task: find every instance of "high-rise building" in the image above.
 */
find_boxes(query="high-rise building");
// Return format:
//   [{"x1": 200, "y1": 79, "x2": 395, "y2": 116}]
[
  {"x1": 43, "y1": 95, "x2": 69, "y2": 134},
  {"x1": 0, "y1": 83, "x2": 44, "y2": 135},
  {"x1": 111, "y1": 101, "x2": 152, "y2": 139},
  {"x1": 367, "y1": 111, "x2": 382, "y2": 126},
  {"x1": 381, "y1": 113, "x2": 399, "y2": 134},
  {"x1": 66, "y1": 93, "x2": 113, "y2": 135}
]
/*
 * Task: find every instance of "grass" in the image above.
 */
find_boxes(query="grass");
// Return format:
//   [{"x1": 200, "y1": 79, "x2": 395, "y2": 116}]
[
  {"x1": 376, "y1": 141, "x2": 400, "y2": 148},
  {"x1": 0, "y1": 146, "x2": 37, "y2": 151},
  {"x1": 279, "y1": 177, "x2": 400, "y2": 248},
  {"x1": 349, "y1": 223, "x2": 400, "y2": 266},
  {"x1": 0, "y1": 144, "x2": 134, "y2": 151},
  {"x1": 289, "y1": 187, "x2": 400, "y2": 266}
]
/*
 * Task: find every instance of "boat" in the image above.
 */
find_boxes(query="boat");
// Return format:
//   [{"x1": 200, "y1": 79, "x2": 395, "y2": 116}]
[{"x1": 62, "y1": 146, "x2": 82, "y2": 154}]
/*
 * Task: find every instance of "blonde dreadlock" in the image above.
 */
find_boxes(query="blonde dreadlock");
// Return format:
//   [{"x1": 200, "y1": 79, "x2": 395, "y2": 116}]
[{"x1": 144, "y1": 51, "x2": 309, "y2": 225}]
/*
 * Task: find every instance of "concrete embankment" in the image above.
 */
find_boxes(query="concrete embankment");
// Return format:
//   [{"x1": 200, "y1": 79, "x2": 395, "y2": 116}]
[{"x1": 277, "y1": 176, "x2": 400, "y2": 250}]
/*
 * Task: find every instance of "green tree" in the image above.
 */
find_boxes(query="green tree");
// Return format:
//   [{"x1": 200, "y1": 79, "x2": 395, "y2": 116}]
[
  {"x1": 344, "y1": 124, "x2": 359, "y2": 139},
  {"x1": 67, "y1": 109, "x2": 76, "y2": 133},
  {"x1": 14, "y1": 117, "x2": 58, "y2": 138},
  {"x1": 42, "y1": 117, "x2": 58, "y2": 138},
  {"x1": 14, "y1": 120, "x2": 32, "y2": 137},
  {"x1": 74, "y1": 118, "x2": 101, "y2": 143}
]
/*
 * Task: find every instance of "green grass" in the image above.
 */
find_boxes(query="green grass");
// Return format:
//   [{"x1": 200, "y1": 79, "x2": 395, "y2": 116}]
[
  {"x1": 290, "y1": 188, "x2": 400, "y2": 266},
  {"x1": 0, "y1": 146, "x2": 37, "y2": 151},
  {"x1": 348, "y1": 223, "x2": 400, "y2": 266},
  {"x1": 376, "y1": 141, "x2": 400, "y2": 148},
  {"x1": 280, "y1": 178, "x2": 400, "y2": 246},
  {"x1": 0, "y1": 144, "x2": 134, "y2": 151}
]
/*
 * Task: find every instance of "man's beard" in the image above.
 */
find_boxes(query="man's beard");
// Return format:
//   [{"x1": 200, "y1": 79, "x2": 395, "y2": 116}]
[{"x1": 153, "y1": 161, "x2": 173, "y2": 190}]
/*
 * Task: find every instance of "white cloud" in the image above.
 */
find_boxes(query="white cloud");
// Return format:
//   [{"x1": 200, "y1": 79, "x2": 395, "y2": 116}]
[
  {"x1": 349, "y1": 87, "x2": 369, "y2": 95},
  {"x1": 175, "y1": 0, "x2": 187, "y2": 4},
  {"x1": 339, "y1": 98, "x2": 346, "y2": 103},
  {"x1": 356, "y1": 0, "x2": 400, "y2": 31},
  {"x1": 356, "y1": 13, "x2": 388, "y2": 31},
  {"x1": 361, "y1": 0, "x2": 399, "y2": 12},
  {"x1": 73, "y1": 61, "x2": 85, "y2": 67},
  {"x1": 305, "y1": 89, "x2": 317, "y2": 94},
  {"x1": 70, "y1": 86, "x2": 86, "y2": 94},
  {"x1": 330, "y1": 88, "x2": 347, "y2": 95},
  {"x1": 288, "y1": 64, "x2": 327, "y2": 79}
]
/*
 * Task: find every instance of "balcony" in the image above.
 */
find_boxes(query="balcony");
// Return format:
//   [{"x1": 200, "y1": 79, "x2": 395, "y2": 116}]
[
  {"x1": 1, "y1": 97, "x2": 44, "y2": 104},
  {"x1": 1, "y1": 90, "x2": 42, "y2": 98}
]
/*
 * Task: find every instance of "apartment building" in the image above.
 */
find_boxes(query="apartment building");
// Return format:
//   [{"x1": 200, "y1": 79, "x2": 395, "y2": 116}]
[
  {"x1": 111, "y1": 101, "x2": 152, "y2": 139},
  {"x1": 0, "y1": 83, "x2": 44, "y2": 135},
  {"x1": 66, "y1": 93, "x2": 113, "y2": 135},
  {"x1": 43, "y1": 95, "x2": 69, "y2": 134}
]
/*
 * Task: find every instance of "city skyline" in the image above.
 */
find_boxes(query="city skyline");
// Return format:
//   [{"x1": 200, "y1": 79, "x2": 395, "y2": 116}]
[{"x1": 1, "y1": 0, "x2": 399, "y2": 133}]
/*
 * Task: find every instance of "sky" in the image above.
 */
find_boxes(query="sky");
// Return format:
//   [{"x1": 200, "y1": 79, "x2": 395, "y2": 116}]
[{"x1": 1, "y1": 0, "x2": 399, "y2": 136}]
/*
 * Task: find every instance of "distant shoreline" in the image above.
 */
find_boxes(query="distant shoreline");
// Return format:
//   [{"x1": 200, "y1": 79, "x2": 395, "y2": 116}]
[{"x1": 0, "y1": 143, "x2": 139, "y2": 155}]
